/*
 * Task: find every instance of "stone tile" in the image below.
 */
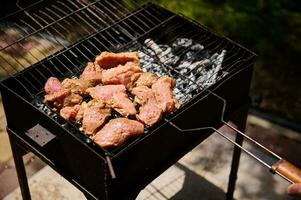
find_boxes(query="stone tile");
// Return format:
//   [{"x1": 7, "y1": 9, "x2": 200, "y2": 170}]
[
  {"x1": 3, "y1": 166, "x2": 85, "y2": 200},
  {"x1": 247, "y1": 115, "x2": 301, "y2": 166},
  {"x1": 0, "y1": 131, "x2": 12, "y2": 164},
  {"x1": 0, "y1": 155, "x2": 46, "y2": 199},
  {"x1": 25, "y1": 156, "x2": 46, "y2": 178},
  {"x1": 0, "y1": 168, "x2": 18, "y2": 199},
  {"x1": 0, "y1": 103, "x2": 7, "y2": 132},
  {"x1": 0, "y1": 163, "x2": 5, "y2": 174},
  {"x1": 8, "y1": 153, "x2": 34, "y2": 168}
]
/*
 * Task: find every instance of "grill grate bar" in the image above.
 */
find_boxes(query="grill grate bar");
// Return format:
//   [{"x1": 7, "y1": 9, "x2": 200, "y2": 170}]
[
  {"x1": 0, "y1": 0, "x2": 105, "y2": 51},
  {"x1": 16, "y1": 20, "x2": 68, "y2": 77},
  {"x1": 74, "y1": 0, "x2": 109, "y2": 27},
  {"x1": 29, "y1": 14, "x2": 78, "y2": 76},
  {"x1": 141, "y1": 26, "x2": 251, "y2": 76},
  {"x1": 141, "y1": 40, "x2": 250, "y2": 95},
  {"x1": 0, "y1": 2, "x2": 170, "y2": 80},
  {"x1": 9, "y1": 5, "x2": 173, "y2": 89},
  {"x1": 46, "y1": 4, "x2": 106, "y2": 63},
  {"x1": 34, "y1": 11, "x2": 93, "y2": 62},
  {"x1": 0, "y1": 0, "x2": 138, "y2": 78}
]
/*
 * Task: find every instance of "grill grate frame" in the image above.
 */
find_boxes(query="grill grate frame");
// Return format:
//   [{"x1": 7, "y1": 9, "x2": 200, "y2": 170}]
[
  {"x1": 0, "y1": 0, "x2": 145, "y2": 76},
  {"x1": 1, "y1": 3, "x2": 255, "y2": 157}
]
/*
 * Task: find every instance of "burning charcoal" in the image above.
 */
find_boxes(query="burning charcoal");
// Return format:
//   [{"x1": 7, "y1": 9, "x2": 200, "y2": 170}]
[
  {"x1": 172, "y1": 38, "x2": 193, "y2": 49},
  {"x1": 210, "y1": 53, "x2": 219, "y2": 61},
  {"x1": 190, "y1": 44, "x2": 204, "y2": 51},
  {"x1": 180, "y1": 68, "x2": 188, "y2": 74},
  {"x1": 158, "y1": 45, "x2": 170, "y2": 53},
  {"x1": 144, "y1": 39, "x2": 163, "y2": 54},
  {"x1": 210, "y1": 50, "x2": 226, "y2": 82},
  {"x1": 144, "y1": 39, "x2": 179, "y2": 66},
  {"x1": 177, "y1": 61, "x2": 191, "y2": 69},
  {"x1": 184, "y1": 51, "x2": 196, "y2": 61},
  {"x1": 197, "y1": 59, "x2": 211, "y2": 68}
]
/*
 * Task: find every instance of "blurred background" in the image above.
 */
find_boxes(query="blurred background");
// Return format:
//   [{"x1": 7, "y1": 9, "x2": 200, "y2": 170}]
[{"x1": 125, "y1": 0, "x2": 301, "y2": 127}]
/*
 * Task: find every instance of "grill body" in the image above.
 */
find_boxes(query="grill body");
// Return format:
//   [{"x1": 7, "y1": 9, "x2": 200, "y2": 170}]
[{"x1": 0, "y1": 3, "x2": 255, "y2": 199}]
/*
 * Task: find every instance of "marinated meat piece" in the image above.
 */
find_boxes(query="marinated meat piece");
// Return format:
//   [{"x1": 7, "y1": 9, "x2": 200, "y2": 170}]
[
  {"x1": 44, "y1": 77, "x2": 63, "y2": 94},
  {"x1": 136, "y1": 103, "x2": 162, "y2": 126},
  {"x1": 81, "y1": 62, "x2": 103, "y2": 85},
  {"x1": 131, "y1": 72, "x2": 158, "y2": 89},
  {"x1": 131, "y1": 86, "x2": 155, "y2": 105},
  {"x1": 110, "y1": 92, "x2": 136, "y2": 117},
  {"x1": 82, "y1": 100, "x2": 111, "y2": 135},
  {"x1": 62, "y1": 78, "x2": 93, "y2": 95},
  {"x1": 131, "y1": 86, "x2": 162, "y2": 126},
  {"x1": 95, "y1": 52, "x2": 140, "y2": 69},
  {"x1": 152, "y1": 76, "x2": 180, "y2": 113},
  {"x1": 94, "y1": 118, "x2": 144, "y2": 148},
  {"x1": 86, "y1": 85, "x2": 126, "y2": 102},
  {"x1": 60, "y1": 104, "x2": 84, "y2": 121},
  {"x1": 102, "y1": 62, "x2": 142, "y2": 89},
  {"x1": 87, "y1": 85, "x2": 136, "y2": 117},
  {"x1": 44, "y1": 90, "x2": 83, "y2": 111},
  {"x1": 44, "y1": 77, "x2": 84, "y2": 111}
]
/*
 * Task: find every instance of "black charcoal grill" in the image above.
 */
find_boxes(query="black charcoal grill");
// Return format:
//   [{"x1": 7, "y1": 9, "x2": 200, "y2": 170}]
[{"x1": 1, "y1": 1, "x2": 300, "y2": 200}]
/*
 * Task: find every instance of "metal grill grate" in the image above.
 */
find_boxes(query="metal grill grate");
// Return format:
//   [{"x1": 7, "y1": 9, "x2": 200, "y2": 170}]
[
  {"x1": 0, "y1": 0, "x2": 139, "y2": 77},
  {"x1": 0, "y1": 3, "x2": 254, "y2": 156}
]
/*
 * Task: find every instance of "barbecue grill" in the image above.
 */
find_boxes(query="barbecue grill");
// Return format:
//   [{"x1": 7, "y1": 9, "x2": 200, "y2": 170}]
[{"x1": 1, "y1": 1, "x2": 300, "y2": 200}]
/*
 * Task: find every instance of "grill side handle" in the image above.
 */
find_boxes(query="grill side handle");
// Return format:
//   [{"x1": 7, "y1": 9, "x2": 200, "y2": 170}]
[
  {"x1": 167, "y1": 117, "x2": 301, "y2": 184},
  {"x1": 165, "y1": 91, "x2": 301, "y2": 184},
  {"x1": 272, "y1": 159, "x2": 301, "y2": 183}
]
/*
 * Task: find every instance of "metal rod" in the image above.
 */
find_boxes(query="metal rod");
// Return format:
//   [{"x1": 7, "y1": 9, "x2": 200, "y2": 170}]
[
  {"x1": 167, "y1": 119, "x2": 273, "y2": 170},
  {"x1": 0, "y1": 0, "x2": 104, "y2": 51},
  {"x1": 105, "y1": 155, "x2": 116, "y2": 179},
  {"x1": 222, "y1": 121, "x2": 282, "y2": 160}
]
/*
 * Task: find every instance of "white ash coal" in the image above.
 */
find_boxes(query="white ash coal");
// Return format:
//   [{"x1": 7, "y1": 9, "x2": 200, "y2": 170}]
[{"x1": 137, "y1": 38, "x2": 228, "y2": 104}]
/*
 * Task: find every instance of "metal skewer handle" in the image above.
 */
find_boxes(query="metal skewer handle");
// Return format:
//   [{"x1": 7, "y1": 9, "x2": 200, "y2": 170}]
[
  {"x1": 272, "y1": 159, "x2": 301, "y2": 183},
  {"x1": 166, "y1": 91, "x2": 301, "y2": 184}
]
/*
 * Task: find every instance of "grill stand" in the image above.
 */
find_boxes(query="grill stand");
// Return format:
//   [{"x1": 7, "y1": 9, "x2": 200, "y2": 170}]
[
  {"x1": 8, "y1": 135, "x2": 31, "y2": 200},
  {"x1": 226, "y1": 103, "x2": 248, "y2": 200},
  {"x1": 6, "y1": 101, "x2": 249, "y2": 200}
]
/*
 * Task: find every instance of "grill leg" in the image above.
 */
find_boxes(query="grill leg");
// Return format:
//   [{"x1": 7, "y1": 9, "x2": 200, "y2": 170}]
[
  {"x1": 226, "y1": 104, "x2": 248, "y2": 200},
  {"x1": 8, "y1": 130, "x2": 32, "y2": 200}
]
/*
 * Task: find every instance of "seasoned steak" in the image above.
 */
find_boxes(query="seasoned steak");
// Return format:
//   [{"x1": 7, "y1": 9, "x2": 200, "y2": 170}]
[
  {"x1": 131, "y1": 86, "x2": 162, "y2": 126},
  {"x1": 110, "y1": 92, "x2": 136, "y2": 117},
  {"x1": 44, "y1": 77, "x2": 86, "y2": 111},
  {"x1": 82, "y1": 100, "x2": 111, "y2": 135},
  {"x1": 152, "y1": 76, "x2": 180, "y2": 113},
  {"x1": 95, "y1": 51, "x2": 140, "y2": 69},
  {"x1": 81, "y1": 62, "x2": 103, "y2": 85},
  {"x1": 62, "y1": 78, "x2": 93, "y2": 95},
  {"x1": 44, "y1": 90, "x2": 83, "y2": 111},
  {"x1": 131, "y1": 72, "x2": 158, "y2": 89},
  {"x1": 131, "y1": 85, "x2": 156, "y2": 105},
  {"x1": 136, "y1": 103, "x2": 162, "y2": 126},
  {"x1": 87, "y1": 85, "x2": 136, "y2": 117},
  {"x1": 102, "y1": 62, "x2": 142, "y2": 89},
  {"x1": 60, "y1": 104, "x2": 84, "y2": 121},
  {"x1": 86, "y1": 85, "x2": 126, "y2": 102},
  {"x1": 93, "y1": 118, "x2": 144, "y2": 148},
  {"x1": 44, "y1": 77, "x2": 64, "y2": 94}
]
